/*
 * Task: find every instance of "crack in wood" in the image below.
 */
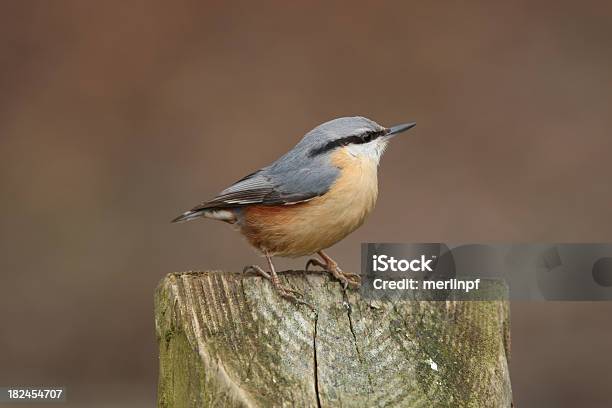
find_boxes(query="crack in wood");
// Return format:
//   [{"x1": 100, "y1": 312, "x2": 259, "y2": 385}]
[
  {"x1": 313, "y1": 311, "x2": 322, "y2": 408},
  {"x1": 343, "y1": 291, "x2": 374, "y2": 395}
]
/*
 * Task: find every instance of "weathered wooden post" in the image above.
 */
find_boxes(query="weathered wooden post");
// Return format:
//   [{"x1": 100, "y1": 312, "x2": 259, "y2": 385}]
[{"x1": 155, "y1": 271, "x2": 512, "y2": 407}]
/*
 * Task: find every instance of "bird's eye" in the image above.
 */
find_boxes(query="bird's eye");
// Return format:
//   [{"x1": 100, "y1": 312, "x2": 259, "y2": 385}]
[{"x1": 362, "y1": 132, "x2": 373, "y2": 142}]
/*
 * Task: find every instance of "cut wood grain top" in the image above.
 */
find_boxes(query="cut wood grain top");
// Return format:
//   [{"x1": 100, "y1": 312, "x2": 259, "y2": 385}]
[{"x1": 155, "y1": 271, "x2": 512, "y2": 408}]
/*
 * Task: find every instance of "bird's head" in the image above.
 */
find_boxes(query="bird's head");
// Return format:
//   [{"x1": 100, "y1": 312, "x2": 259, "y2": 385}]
[{"x1": 300, "y1": 116, "x2": 416, "y2": 165}]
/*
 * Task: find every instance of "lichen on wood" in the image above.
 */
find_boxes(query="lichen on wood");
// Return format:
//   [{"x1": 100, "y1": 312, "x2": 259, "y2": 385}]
[{"x1": 155, "y1": 271, "x2": 512, "y2": 407}]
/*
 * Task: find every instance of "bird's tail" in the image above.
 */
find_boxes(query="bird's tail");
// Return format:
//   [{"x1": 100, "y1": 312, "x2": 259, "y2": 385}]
[{"x1": 172, "y1": 208, "x2": 236, "y2": 224}]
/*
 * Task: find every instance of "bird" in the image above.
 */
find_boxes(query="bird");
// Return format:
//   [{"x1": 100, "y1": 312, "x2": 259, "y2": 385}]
[{"x1": 172, "y1": 116, "x2": 415, "y2": 304}]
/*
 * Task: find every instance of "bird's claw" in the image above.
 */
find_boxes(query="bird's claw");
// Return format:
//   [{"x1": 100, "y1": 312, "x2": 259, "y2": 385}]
[
  {"x1": 243, "y1": 265, "x2": 314, "y2": 311},
  {"x1": 335, "y1": 269, "x2": 361, "y2": 290},
  {"x1": 277, "y1": 287, "x2": 315, "y2": 311},
  {"x1": 278, "y1": 285, "x2": 303, "y2": 297},
  {"x1": 305, "y1": 258, "x2": 326, "y2": 272},
  {"x1": 304, "y1": 258, "x2": 361, "y2": 290},
  {"x1": 243, "y1": 264, "x2": 271, "y2": 280}
]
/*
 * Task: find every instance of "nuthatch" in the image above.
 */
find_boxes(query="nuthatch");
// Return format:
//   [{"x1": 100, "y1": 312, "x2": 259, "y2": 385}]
[{"x1": 173, "y1": 116, "x2": 415, "y2": 303}]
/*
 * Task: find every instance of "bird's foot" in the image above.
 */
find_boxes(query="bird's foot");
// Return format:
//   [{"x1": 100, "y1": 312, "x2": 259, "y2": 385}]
[
  {"x1": 243, "y1": 265, "x2": 314, "y2": 310},
  {"x1": 305, "y1": 258, "x2": 361, "y2": 290},
  {"x1": 243, "y1": 264, "x2": 272, "y2": 280}
]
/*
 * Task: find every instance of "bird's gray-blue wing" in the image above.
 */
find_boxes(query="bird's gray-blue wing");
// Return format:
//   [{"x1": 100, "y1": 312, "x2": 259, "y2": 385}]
[{"x1": 172, "y1": 164, "x2": 340, "y2": 222}]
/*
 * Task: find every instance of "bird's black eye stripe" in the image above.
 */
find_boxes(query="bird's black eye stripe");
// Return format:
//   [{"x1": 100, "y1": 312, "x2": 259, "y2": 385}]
[
  {"x1": 361, "y1": 130, "x2": 378, "y2": 142},
  {"x1": 309, "y1": 130, "x2": 386, "y2": 157}
]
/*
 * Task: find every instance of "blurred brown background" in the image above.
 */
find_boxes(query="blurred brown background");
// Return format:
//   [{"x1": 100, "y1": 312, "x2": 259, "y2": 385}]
[{"x1": 1, "y1": 1, "x2": 611, "y2": 407}]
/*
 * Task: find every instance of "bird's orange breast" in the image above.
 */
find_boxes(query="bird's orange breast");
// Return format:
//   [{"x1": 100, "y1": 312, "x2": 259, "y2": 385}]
[{"x1": 240, "y1": 149, "x2": 379, "y2": 257}]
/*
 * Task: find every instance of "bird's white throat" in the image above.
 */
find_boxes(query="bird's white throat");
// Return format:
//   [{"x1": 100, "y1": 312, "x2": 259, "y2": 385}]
[{"x1": 345, "y1": 139, "x2": 388, "y2": 165}]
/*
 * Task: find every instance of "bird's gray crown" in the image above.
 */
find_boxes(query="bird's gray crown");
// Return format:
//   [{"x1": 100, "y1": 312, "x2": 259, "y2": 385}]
[
  {"x1": 288, "y1": 116, "x2": 385, "y2": 157},
  {"x1": 300, "y1": 116, "x2": 384, "y2": 145}
]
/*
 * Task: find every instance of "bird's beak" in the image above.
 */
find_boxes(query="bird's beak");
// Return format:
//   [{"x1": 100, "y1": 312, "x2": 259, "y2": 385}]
[{"x1": 386, "y1": 122, "x2": 416, "y2": 137}]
